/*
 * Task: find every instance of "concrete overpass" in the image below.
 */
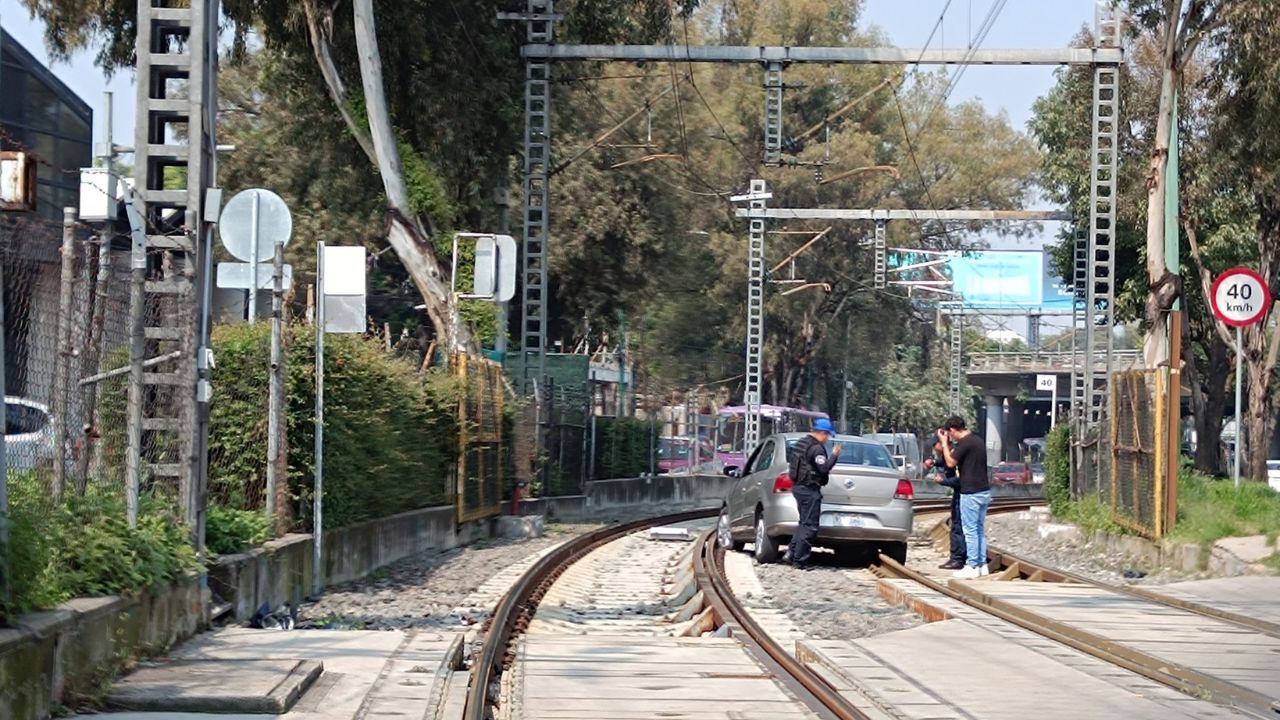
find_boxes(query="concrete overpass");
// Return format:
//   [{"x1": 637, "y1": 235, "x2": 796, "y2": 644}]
[{"x1": 965, "y1": 350, "x2": 1143, "y2": 464}]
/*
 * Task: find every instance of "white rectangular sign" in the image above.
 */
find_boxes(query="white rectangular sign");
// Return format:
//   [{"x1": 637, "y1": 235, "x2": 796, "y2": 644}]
[
  {"x1": 1036, "y1": 374, "x2": 1056, "y2": 392},
  {"x1": 321, "y1": 245, "x2": 367, "y2": 334},
  {"x1": 323, "y1": 246, "x2": 367, "y2": 296}
]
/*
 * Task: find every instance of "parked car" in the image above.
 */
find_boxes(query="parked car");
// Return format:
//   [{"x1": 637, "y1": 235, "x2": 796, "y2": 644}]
[
  {"x1": 716, "y1": 433, "x2": 913, "y2": 565},
  {"x1": 992, "y1": 461, "x2": 1032, "y2": 485},
  {"x1": 1268, "y1": 460, "x2": 1280, "y2": 492},
  {"x1": 5, "y1": 397, "x2": 57, "y2": 471},
  {"x1": 657, "y1": 436, "x2": 715, "y2": 474},
  {"x1": 1029, "y1": 463, "x2": 1046, "y2": 484}
]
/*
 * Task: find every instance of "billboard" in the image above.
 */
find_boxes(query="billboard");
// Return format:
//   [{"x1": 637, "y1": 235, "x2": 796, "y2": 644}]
[{"x1": 888, "y1": 249, "x2": 1074, "y2": 311}]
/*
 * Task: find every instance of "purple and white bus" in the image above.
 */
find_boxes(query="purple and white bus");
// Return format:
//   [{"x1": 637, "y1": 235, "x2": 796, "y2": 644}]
[{"x1": 714, "y1": 404, "x2": 830, "y2": 468}]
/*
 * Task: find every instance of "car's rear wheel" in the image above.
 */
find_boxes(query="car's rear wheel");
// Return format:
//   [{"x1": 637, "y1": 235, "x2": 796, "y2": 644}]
[
  {"x1": 753, "y1": 511, "x2": 781, "y2": 564},
  {"x1": 718, "y1": 505, "x2": 744, "y2": 551},
  {"x1": 880, "y1": 541, "x2": 908, "y2": 566}
]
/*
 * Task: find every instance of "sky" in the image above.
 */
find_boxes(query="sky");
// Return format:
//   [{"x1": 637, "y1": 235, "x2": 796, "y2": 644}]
[{"x1": 1, "y1": 0, "x2": 1105, "y2": 334}]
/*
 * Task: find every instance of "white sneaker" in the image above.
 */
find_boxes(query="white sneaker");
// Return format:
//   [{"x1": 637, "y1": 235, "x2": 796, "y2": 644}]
[
  {"x1": 953, "y1": 565, "x2": 982, "y2": 579},
  {"x1": 978, "y1": 564, "x2": 990, "y2": 577}
]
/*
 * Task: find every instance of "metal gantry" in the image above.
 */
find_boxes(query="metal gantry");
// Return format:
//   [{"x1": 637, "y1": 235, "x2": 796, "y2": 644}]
[
  {"x1": 509, "y1": 17, "x2": 1123, "y2": 437},
  {"x1": 128, "y1": 0, "x2": 218, "y2": 531},
  {"x1": 744, "y1": 180, "x2": 768, "y2": 456}
]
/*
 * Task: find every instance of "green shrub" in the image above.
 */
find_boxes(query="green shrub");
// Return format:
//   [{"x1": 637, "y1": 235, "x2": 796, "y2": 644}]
[
  {"x1": 205, "y1": 506, "x2": 272, "y2": 556},
  {"x1": 1, "y1": 472, "x2": 199, "y2": 624},
  {"x1": 208, "y1": 323, "x2": 455, "y2": 531},
  {"x1": 594, "y1": 416, "x2": 655, "y2": 479},
  {"x1": 1045, "y1": 423, "x2": 1071, "y2": 516}
]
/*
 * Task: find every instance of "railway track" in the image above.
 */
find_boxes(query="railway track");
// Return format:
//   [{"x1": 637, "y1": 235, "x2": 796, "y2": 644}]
[
  {"x1": 874, "y1": 512, "x2": 1280, "y2": 719},
  {"x1": 463, "y1": 496, "x2": 1047, "y2": 719}
]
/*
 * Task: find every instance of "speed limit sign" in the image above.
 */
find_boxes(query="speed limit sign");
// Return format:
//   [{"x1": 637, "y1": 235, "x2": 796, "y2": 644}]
[{"x1": 1211, "y1": 268, "x2": 1272, "y2": 328}]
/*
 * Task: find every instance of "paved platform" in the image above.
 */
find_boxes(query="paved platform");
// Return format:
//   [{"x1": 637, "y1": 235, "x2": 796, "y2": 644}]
[
  {"x1": 832, "y1": 580, "x2": 1256, "y2": 720},
  {"x1": 507, "y1": 634, "x2": 820, "y2": 719},
  {"x1": 966, "y1": 580, "x2": 1280, "y2": 709},
  {"x1": 1157, "y1": 576, "x2": 1280, "y2": 627},
  {"x1": 77, "y1": 628, "x2": 464, "y2": 720}
]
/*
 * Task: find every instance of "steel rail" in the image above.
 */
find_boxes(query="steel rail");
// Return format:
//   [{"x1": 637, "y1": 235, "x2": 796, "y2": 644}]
[
  {"x1": 462, "y1": 509, "x2": 715, "y2": 720},
  {"x1": 874, "y1": 554, "x2": 1278, "y2": 719},
  {"x1": 985, "y1": 545, "x2": 1280, "y2": 639},
  {"x1": 694, "y1": 530, "x2": 870, "y2": 720}
]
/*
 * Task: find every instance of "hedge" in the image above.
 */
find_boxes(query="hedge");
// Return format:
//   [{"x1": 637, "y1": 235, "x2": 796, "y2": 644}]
[{"x1": 207, "y1": 323, "x2": 457, "y2": 531}]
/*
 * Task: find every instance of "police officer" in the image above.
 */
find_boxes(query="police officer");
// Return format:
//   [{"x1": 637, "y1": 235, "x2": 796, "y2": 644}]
[
  {"x1": 786, "y1": 418, "x2": 841, "y2": 570},
  {"x1": 924, "y1": 438, "x2": 966, "y2": 569}
]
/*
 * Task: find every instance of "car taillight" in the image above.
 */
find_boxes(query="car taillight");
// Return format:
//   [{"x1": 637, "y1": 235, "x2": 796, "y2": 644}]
[
  {"x1": 894, "y1": 478, "x2": 914, "y2": 500},
  {"x1": 772, "y1": 473, "x2": 794, "y2": 494}
]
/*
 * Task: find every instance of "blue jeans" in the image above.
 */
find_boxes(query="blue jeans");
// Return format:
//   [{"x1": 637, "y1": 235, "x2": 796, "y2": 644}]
[{"x1": 960, "y1": 490, "x2": 992, "y2": 568}]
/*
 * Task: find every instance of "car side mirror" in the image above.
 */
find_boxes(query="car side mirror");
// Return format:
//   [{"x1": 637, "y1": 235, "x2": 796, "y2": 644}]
[{"x1": 723, "y1": 466, "x2": 741, "y2": 478}]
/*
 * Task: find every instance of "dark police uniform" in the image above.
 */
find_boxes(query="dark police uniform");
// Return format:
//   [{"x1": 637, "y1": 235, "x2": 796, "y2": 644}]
[
  {"x1": 929, "y1": 447, "x2": 967, "y2": 567},
  {"x1": 787, "y1": 435, "x2": 834, "y2": 569}
]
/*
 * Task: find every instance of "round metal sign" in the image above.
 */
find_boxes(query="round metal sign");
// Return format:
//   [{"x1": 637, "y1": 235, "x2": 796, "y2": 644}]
[
  {"x1": 217, "y1": 188, "x2": 293, "y2": 263},
  {"x1": 1211, "y1": 267, "x2": 1272, "y2": 328}
]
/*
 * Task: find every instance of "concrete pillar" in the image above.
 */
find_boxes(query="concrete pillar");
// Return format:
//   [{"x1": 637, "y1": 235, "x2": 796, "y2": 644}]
[
  {"x1": 985, "y1": 395, "x2": 1006, "y2": 467},
  {"x1": 1005, "y1": 398, "x2": 1025, "y2": 462}
]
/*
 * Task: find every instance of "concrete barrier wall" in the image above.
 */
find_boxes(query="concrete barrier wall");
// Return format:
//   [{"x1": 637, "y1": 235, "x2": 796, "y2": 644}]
[
  {"x1": 209, "y1": 505, "x2": 491, "y2": 623},
  {"x1": 0, "y1": 576, "x2": 205, "y2": 720},
  {"x1": 511, "y1": 476, "x2": 1045, "y2": 521}
]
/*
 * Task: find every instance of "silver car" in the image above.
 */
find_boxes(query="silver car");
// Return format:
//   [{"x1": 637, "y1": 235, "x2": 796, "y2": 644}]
[
  {"x1": 716, "y1": 432, "x2": 914, "y2": 565},
  {"x1": 5, "y1": 397, "x2": 58, "y2": 471}
]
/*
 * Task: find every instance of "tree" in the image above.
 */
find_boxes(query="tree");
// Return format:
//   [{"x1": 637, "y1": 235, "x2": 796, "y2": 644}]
[
  {"x1": 1121, "y1": 0, "x2": 1225, "y2": 369},
  {"x1": 1181, "y1": 2, "x2": 1280, "y2": 480}
]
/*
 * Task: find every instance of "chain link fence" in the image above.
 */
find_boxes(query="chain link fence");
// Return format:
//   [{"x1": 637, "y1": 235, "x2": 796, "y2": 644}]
[
  {"x1": 1071, "y1": 369, "x2": 1172, "y2": 538},
  {"x1": 2, "y1": 214, "x2": 135, "y2": 513},
  {"x1": 455, "y1": 353, "x2": 504, "y2": 523}
]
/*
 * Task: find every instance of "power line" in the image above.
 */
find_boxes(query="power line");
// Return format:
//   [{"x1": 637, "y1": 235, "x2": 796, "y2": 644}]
[{"x1": 680, "y1": 16, "x2": 754, "y2": 166}]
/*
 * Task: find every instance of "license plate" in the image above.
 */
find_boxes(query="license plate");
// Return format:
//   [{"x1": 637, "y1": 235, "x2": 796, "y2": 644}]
[{"x1": 820, "y1": 513, "x2": 865, "y2": 528}]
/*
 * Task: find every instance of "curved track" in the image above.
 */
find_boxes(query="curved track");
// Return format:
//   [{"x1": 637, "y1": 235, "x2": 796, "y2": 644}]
[
  {"x1": 693, "y1": 528, "x2": 876, "y2": 720},
  {"x1": 463, "y1": 495, "x2": 1047, "y2": 719},
  {"x1": 462, "y1": 509, "x2": 716, "y2": 720}
]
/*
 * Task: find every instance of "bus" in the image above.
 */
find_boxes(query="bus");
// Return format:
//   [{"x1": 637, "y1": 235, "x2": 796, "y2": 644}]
[{"x1": 715, "y1": 404, "x2": 830, "y2": 468}]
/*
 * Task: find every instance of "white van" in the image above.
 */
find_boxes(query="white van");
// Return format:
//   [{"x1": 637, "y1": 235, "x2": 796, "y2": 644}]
[{"x1": 863, "y1": 433, "x2": 923, "y2": 479}]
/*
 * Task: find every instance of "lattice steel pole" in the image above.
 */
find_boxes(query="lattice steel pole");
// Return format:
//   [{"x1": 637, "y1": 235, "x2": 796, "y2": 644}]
[
  {"x1": 763, "y1": 62, "x2": 784, "y2": 166},
  {"x1": 873, "y1": 219, "x2": 887, "y2": 290},
  {"x1": 517, "y1": 0, "x2": 554, "y2": 397},
  {"x1": 744, "y1": 179, "x2": 768, "y2": 456},
  {"x1": 949, "y1": 303, "x2": 964, "y2": 415},
  {"x1": 1085, "y1": 11, "x2": 1120, "y2": 428},
  {"x1": 1070, "y1": 226, "x2": 1089, "y2": 425}
]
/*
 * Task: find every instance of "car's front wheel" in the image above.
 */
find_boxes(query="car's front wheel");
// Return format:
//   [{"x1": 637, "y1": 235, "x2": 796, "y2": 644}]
[
  {"x1": 718, "y1": 505, "x2": 744, "y2": 551},
  {"x1": 753, "y1": 511, "x2": 781, "y2": 564}
]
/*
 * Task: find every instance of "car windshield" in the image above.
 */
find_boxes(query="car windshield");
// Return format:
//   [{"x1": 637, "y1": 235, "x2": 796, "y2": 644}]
[
  {"x1": 788, "y1": 438, "x2": 896, "y2": 469},
  {"x1": 658, "y1": 440, "x2": 690, "y2": 460},
  {"x1": 995, "y1": 463, "x2": 1023, "y2": 473}
]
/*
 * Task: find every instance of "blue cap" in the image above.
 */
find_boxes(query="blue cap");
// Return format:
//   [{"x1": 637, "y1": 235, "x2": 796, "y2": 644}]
[{"x1": 814, "y1": 418, "x2": 835, "y2": 433}]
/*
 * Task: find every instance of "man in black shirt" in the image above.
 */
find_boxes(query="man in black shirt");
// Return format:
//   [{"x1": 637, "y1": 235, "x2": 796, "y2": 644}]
[
  {"x1": 786, "y1": 418, "x2": 841, "y2": 570},
  {"x1": 924, "y1": 439, "x2": 966, "y2": 569},
  {"x1": 938, "y1": 415, "x2": 991, "y2": 578}
]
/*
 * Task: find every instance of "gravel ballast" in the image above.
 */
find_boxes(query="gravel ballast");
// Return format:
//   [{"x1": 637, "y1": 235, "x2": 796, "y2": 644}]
[
  {"x1": 750, "y1": 549, "x2": 924, "y2": 641},
  {"x1": 300, "y1": 523, "x2": 602, "y2": 631}
]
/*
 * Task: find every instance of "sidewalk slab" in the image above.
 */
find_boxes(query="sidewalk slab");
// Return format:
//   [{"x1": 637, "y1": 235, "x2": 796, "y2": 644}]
[{"x1": 107, "y1": 659, "x2": 322, "y2": 714}]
